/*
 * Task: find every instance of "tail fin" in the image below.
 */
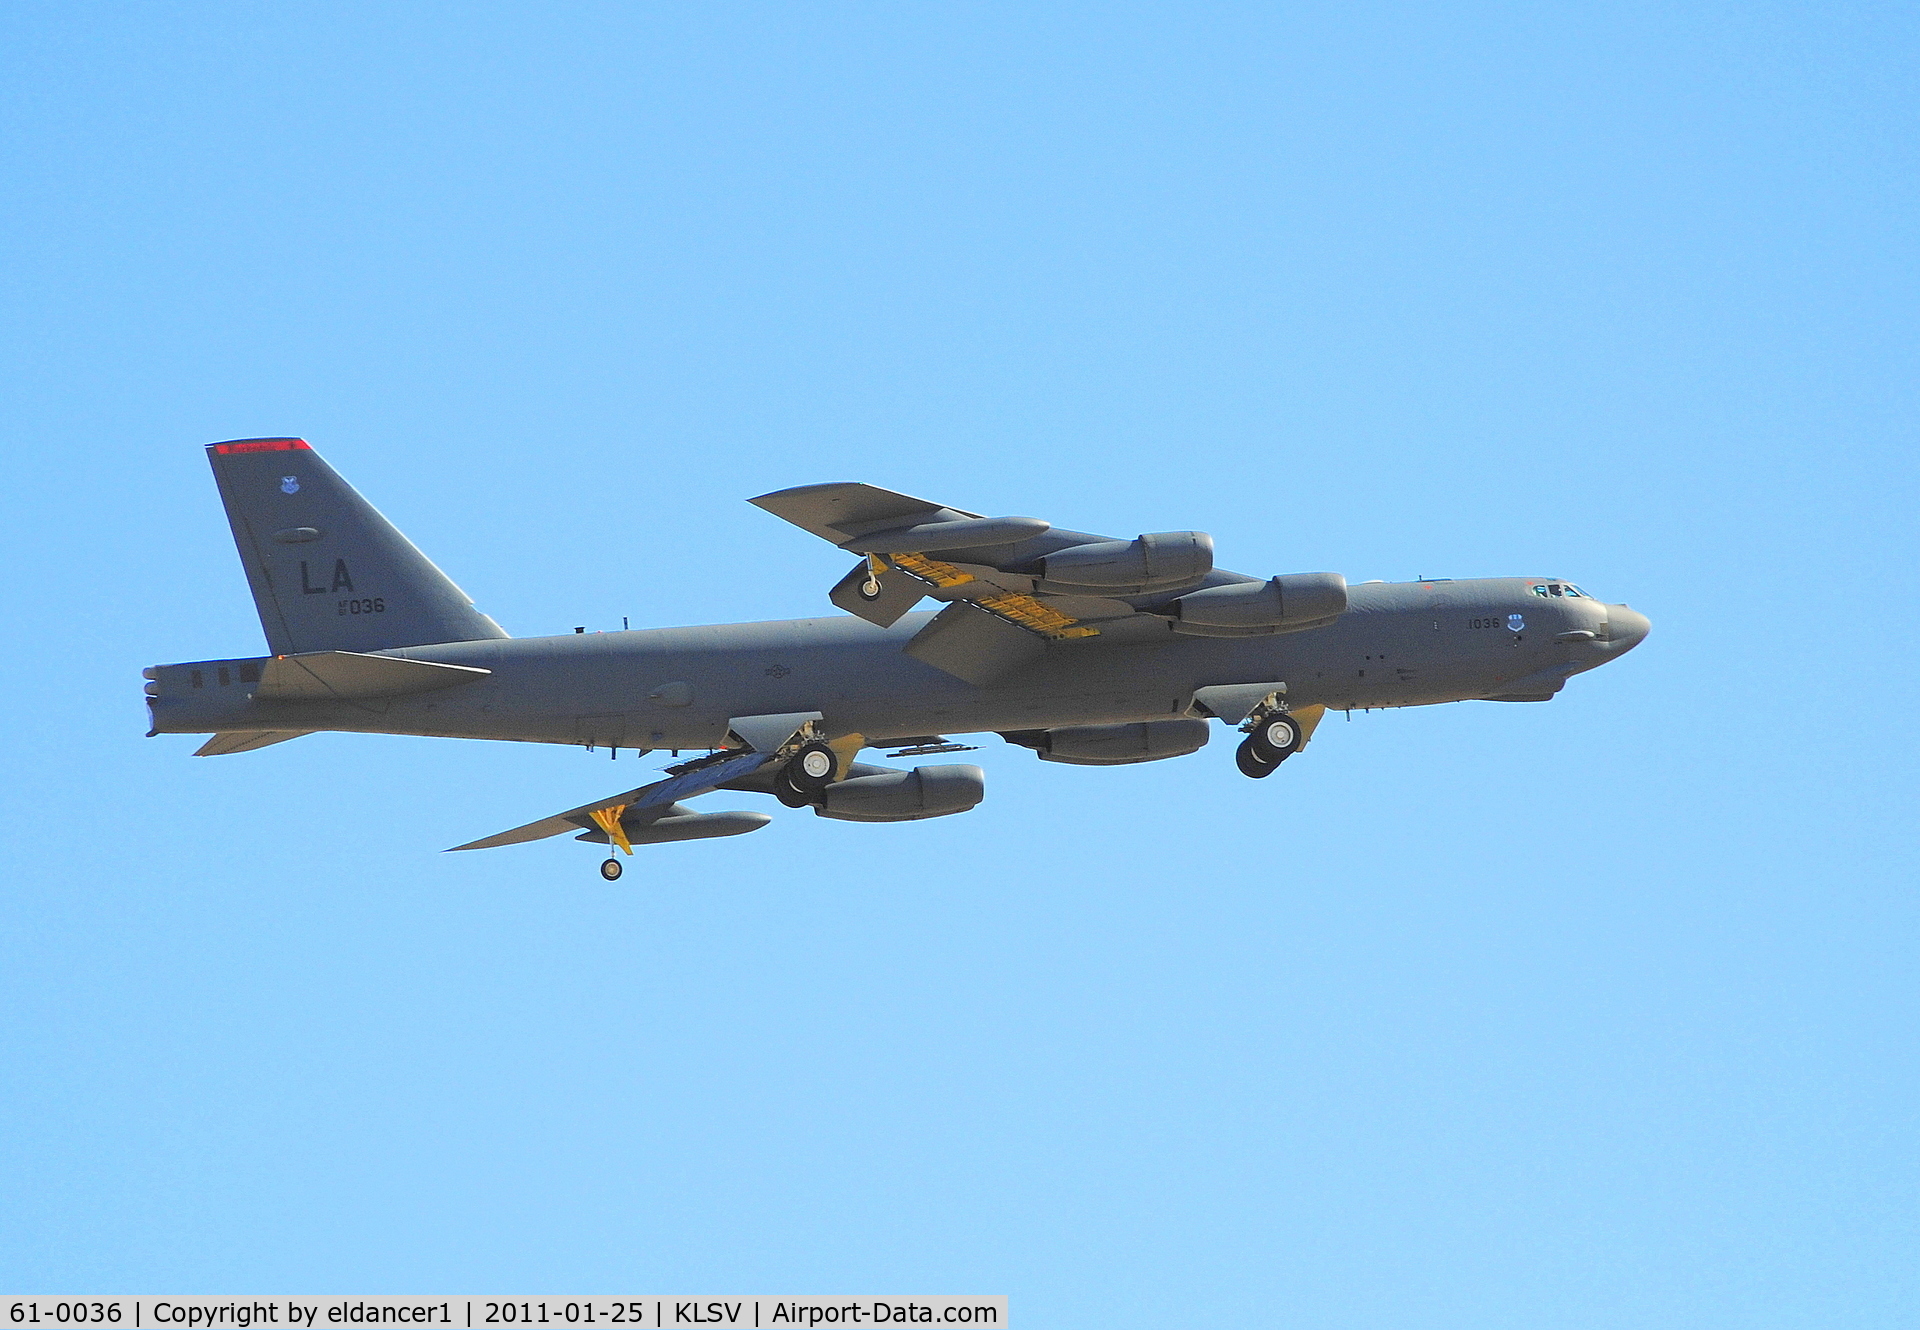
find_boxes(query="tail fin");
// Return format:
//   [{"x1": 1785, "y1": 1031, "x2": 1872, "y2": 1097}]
[{"x1": 207, "y1": 438, "x2": 509, "y2": 655}]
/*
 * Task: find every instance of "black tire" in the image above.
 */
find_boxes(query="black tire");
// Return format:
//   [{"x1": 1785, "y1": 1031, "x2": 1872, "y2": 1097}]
[
  {"x1": 858, "y1": 576, "x2": 884, "y2": 601},
  {"x1": 1236, "y1": 737, "x2": 1280, "y2": 779},
  {"x1": 784, "y1": 741, "x2": 839, "y2": 793},
  {"x1": 599, "y1": 858, "x2": 624, "y2": 881},
  {"x1": 774, "y1": 769, "x2": 818, "y2": 808},
  {"x1": 1245, "y1": 712, "x2": 1302, "y2": 765}
]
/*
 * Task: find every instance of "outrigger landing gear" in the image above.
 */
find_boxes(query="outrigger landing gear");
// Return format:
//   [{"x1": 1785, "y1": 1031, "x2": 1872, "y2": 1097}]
[
  {"x1": 587, "y1": 805, "x2": 634, "y2": 879},
  {"x1": 1235, "y1": 698, "x2": 1302, "y2": 780}
]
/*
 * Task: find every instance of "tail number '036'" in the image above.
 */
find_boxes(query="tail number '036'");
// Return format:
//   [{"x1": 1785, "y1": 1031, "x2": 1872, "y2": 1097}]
[{"x1": 338, "y1": 598, "x2": 387, "y2": 615}]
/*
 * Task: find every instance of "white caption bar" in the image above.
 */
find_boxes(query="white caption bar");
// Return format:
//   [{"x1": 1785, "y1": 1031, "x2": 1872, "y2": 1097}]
[{"x1": 5, "y1": 1300, "x2": 1006, "y2": 1330}]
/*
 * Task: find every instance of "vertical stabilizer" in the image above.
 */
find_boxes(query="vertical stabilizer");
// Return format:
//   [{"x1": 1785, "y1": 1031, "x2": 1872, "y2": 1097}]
[{"x1": 207, "y1": 438, "x2": 509, "y2": 655}]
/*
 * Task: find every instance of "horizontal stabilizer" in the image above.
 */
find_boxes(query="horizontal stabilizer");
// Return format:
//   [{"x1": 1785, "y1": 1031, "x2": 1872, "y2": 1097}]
[
  {"x1": 256, "y1": 651, "x2": 491, "y2": 701},
  {"x1": 194, "y1": 730, "x2": 312, "y2": 756}
]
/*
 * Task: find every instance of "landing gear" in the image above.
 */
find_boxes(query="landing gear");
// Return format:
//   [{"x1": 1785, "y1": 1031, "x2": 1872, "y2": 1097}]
[
  {"x1": 1246, "y1": 712, "x2": 1302, "y2": 764},
  {"x1": 1236, "y1": 739, "x2": 1279, "y2": 779},
  {"x1": 775, "y1": 740, "x2": 839, "y2": 807},
  {"x1": 1235, "y1": 706, "x2": 1302, "y2": 779},
  {"x1": 599, "y1": 857, "x2": 624, "y2": 881}
]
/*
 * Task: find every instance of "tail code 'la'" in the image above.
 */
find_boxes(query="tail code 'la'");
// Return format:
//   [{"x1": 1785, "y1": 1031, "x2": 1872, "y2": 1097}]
[{"x1": 207, "y1": 438, "x2": 509, "y2": 655}]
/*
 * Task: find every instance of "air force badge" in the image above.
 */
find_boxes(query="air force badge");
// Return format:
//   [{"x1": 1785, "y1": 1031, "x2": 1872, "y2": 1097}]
[
  {"x1": 1507, "y1": 613, "x2": 1526, "y2": 632},
  {"x1": 281, "y1": 476, "x2": 301, "y2": 494}
]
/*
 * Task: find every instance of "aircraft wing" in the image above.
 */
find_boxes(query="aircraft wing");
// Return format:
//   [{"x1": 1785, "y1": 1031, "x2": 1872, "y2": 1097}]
[
  {"x1": 447, "y1": 750, "x2": 777, "y2": 851},
  {"x1": 193, "y1": 730, "x2": 312, "y2": 756},
  {"x1": 741, "y1": 481, "x2": 1221, "y2": 679},
  {"x1": 751, "y1": 482, "x2": 1344, "y2": 685}
]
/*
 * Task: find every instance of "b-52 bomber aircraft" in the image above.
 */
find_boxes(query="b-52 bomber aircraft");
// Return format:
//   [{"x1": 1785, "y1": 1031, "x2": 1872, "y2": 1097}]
[{"x1": 145, "y1": 439, "x2": 1650, "y2": 878}]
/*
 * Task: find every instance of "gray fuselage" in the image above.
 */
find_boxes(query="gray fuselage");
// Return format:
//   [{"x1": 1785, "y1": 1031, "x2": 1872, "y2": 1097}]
[{"x1": 146, "y1": 577, "x2": 1649, "y2": 752}]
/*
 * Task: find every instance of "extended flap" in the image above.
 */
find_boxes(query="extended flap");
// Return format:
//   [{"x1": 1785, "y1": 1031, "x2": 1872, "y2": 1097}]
[{"x1": 256, "y1": 651, "x2": 492, "y2": 701}]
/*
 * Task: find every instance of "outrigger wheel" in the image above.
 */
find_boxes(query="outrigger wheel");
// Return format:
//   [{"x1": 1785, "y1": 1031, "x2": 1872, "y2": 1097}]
[
  {"x1": 776, "y1": 740, "x2": 840, "y2": 807},
  {"x1": 1236, "y1": 710, "x2": 1302, "y2": 779},
  {"x1": 599, "y1": 858, "x2": 624, "y2": 881}
]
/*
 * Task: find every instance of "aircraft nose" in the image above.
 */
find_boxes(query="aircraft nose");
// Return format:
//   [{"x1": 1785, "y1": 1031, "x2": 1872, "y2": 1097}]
[{"x1": 1605, "y1": 605, "x2": 1651, "y2": 652}]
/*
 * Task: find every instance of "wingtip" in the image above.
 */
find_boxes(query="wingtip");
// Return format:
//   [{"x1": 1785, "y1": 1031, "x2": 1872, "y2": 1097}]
[{"x1": 747, "y1": 483, "x2": 861, "y2": 508}]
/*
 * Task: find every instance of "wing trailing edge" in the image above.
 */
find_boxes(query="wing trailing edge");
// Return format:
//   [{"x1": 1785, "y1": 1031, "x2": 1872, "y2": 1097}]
[{"x1": 194, "y1": 730, "x2": 313, "y2": 756}]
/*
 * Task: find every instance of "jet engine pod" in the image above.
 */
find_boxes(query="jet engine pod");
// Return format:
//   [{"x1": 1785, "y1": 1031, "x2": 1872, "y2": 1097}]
[
  {"x1": 1037, "y1": 532, "x2": 1213, "y2": 594},
  {"x1": 815, "y1": 764, "x2": 986, "y2": 823},
  {"x1": 1006, "y1": 719, "x2": 1211, "y2": 766},
  {"x1": 1171, "y1": 572, "x2": 1348, "y2": 636}
]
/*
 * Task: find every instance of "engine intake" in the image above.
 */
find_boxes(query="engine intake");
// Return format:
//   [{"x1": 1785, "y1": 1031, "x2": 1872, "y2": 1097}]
[
  {"x1": 1171, "y1": 572, "x2": 1348, "y2": 636},
  {"x1": 816, "y1": 764, "x2": 986, "y2": 822},
  {"x1": 1038, "y1": 532, "x2": 1213, "y2": 594},
  {"x1": 1003, "y1": 719, "x2": 1211, "y2": 766}
]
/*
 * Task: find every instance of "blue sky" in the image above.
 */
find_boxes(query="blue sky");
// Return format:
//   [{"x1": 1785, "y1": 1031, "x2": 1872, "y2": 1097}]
[{"x1": 2, "y1": 3, "x2": 1915, "y2": 1325}]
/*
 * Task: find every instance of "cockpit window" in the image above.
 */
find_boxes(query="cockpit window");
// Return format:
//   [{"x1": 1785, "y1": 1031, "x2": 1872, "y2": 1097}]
[{"x1": 1531, "y1": 582, "x2": 1587, "y2": 598}]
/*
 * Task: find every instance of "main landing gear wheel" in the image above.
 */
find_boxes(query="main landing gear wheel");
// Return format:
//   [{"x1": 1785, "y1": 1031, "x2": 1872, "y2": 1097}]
[
  {"x1": 1247, "y1": 713, "x2": 1302, "y2": 764},
  {"x1": 1236, "y1": 739, "x2": 1280, "y2": 779},
  {"x1": 1236, "y1": 711, "x2": 1302, "y2": 779},
  {"x1": 599, "y1": 858, "x2": 624, "y2": 881},
  {"x1": 776, "y1": 741, "x2": 839, "y2": 807}
]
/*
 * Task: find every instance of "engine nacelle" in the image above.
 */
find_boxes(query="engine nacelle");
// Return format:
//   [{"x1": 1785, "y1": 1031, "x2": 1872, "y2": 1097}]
[
  {"x1": 1171, "y1": 572, "x2": 1348, "y2": 636},
  {"x1": 1007, "y1": 719, "x2": 1211, "y2": 766},
  {"x1": 816, "y1": 764, "x2": 986, "y2": 822},
  {"x1": 1038, "y1": 531, "x2": 1214, "y2": 594}
]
